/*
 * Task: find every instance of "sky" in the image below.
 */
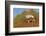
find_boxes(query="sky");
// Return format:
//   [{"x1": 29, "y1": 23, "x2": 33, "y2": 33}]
[
  {"x1": 13, "y1": 8, "x2": 25, "y2": 17},
  {"x1": 13, "y1": 8, "x2": 39, "y2": 17}
]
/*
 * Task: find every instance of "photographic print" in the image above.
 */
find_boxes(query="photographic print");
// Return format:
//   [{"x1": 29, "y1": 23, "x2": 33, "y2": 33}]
[
  {"x1": 13, "y1": 8, "x2": 39, "y2": 28},
  {"x1": 5, "y1": 1, "x2": 45, "y2": 35}
]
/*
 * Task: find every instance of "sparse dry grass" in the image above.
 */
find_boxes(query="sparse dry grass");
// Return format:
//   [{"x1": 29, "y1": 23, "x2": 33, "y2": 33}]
[{"x1": 13, "y1": 10, "x2": 39, "y2": 28}]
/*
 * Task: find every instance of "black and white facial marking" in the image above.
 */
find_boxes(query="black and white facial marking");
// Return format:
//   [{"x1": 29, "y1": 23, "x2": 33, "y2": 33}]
[{"x1": 25, "y1": 15, "x2": 36, "y2": 24}]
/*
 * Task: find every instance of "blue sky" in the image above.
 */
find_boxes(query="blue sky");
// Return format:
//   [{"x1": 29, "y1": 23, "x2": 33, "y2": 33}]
[
  {"x1": 13, "y1": 8, "x2": 25, "y2": 17},
  {"x1": 13, "y1": 8, "x2": 39, "y2": 17}
]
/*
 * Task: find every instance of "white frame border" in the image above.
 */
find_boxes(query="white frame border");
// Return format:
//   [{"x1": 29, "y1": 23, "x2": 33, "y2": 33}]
[{"x1": 10, "y1": 5, "x2": 43, "y2": 33}]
